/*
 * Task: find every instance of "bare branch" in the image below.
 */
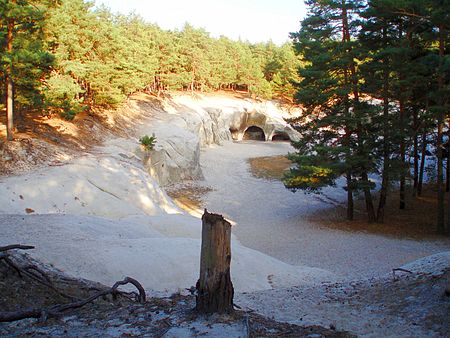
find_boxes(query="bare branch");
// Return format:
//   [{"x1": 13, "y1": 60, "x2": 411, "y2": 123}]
[
  {"x1": 0, "y1": 277, "x2": 146, "y2": 323},
  {"x1": 0, "y1": 245, "x2": 35, "y2": 252}
]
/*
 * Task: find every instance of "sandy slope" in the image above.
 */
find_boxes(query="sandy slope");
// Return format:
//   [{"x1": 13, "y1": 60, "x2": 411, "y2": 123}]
[{"x1": 0, "y1": 137, "x2": 335, "y2": 293}]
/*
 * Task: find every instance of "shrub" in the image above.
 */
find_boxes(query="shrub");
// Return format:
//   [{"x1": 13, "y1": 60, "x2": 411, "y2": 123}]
[{"x1": 139, "y1": 134, "x2": 157, "y2": 151}]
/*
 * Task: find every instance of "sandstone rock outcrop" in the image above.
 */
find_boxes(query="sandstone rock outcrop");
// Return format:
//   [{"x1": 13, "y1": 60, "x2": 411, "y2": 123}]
[{"x1": 132, "y1": 93, "x2": 300, "y2": 185}]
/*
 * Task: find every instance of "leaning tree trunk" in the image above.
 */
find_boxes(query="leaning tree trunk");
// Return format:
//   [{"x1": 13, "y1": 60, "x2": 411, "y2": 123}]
[{"x1": 196, "y1": 210, "x2": 234, "y2": 314}]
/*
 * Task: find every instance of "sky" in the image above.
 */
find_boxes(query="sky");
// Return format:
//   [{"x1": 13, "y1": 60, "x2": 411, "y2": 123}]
[{"x1": 94, "y1": 0, "x2": 307, "y2": 45}]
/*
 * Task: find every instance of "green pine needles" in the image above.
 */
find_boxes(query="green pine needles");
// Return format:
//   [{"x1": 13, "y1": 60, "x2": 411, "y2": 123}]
[{"x1": 287, "y1": 0, "x2": 450, "y2": 231}]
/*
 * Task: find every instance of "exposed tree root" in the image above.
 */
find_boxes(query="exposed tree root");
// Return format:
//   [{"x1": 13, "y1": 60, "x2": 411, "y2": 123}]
[
  {"x1": 0, "y1": 245, "x2": 76, "y2": 300},
  {"x1": 0, "y1": 277, "x2": 146, "y2": 322},
  {"x1": 0, "y1": 244, "x2": 147, "y2": 323}
]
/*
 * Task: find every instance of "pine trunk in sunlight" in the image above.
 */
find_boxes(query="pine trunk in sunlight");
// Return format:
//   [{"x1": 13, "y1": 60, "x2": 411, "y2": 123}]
[{"x1": 5, "y1": 1, "x2": 14, "y2": 142}]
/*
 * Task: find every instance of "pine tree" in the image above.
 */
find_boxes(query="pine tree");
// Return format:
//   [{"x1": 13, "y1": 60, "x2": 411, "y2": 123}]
[
  {"x1": 287, "y1": 0, "x2": 378, "y2": 222},
  {"x1": 384, "y1": 0, "x2": 449, "y2": 233},
  {"x1": 359, "y1": 0, "x2": 409, "y2": 221},
  {"x1": 0, "y1": 0, "x2": 53, "y2": 139}
]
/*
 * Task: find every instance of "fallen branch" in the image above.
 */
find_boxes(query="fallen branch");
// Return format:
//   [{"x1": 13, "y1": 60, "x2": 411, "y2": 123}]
[
  {"x1": 392, "y1": 268, "x2": 413, "y2": 280},
  {"x1": 2, "y1": 255, "x2": 75, "y2": 301},
  {"x1": 2, "y1": 257, "x2": 23, "y2": 276},
  {"x1": 23, "y1": 265, "x2": 53, "y2": 285},
  {"x1": 0, "y1": 276, "x2": 146, "y2": 323},
  {"x1": 0, "y1": 244, "x2": 35, "y2": 252}
]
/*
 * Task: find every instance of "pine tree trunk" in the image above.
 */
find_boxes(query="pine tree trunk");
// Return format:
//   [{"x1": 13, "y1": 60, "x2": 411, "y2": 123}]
[
  {"x1": 446, "y1": 139, "x2": 450, "y2": 193},
  {"x1": 346, "y1": 172, "x2": 353, "y2": 221},
  {"x1": 196, "y1": 210, "x2": 234, "y2": 314},
  {"x1": 341, "y1": 7, "x2": 353, "y2": 222},
  {"x1": 418, "y1": 130, "x2": 427, "y2": 196},
  {"x1": 362, "y1": 171, "x2": 376, "y2": 223},
  {"x1": 377, "y1": 170, "x2": 388, "y2": 223},
  {"x1": 6, "y1": 77, "x2": 13, "y2": 141},
  {"x1": 399, "y1": 100, "x2": 406, "y2": 209},
  {"x1": 412, "y1": 110, "x2": 419, "y2": 197},
  {"x1": 437, "y1": 119, "x2": 444, "y2": 233},
  {"x1": 437, "y1": 25, "x2": 445, "y2": 234},
  {"x1": 377, "y1": 54, "x2": 390, "y2": 222},
  {"x1": 342, "y1": 3, "x2": 375, "y2": 223},
  {"x1": 377, "y1": 94, "x2": 390, "y2": 223},
  {"x1": 6, "y1": 8, "x2": 14, "y2": 142}
]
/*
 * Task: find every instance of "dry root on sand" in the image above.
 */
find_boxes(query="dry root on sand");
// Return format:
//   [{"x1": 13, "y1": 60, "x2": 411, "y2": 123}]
[{"x1": 0, "y1": 244, "x2": 146, "y2": 323}]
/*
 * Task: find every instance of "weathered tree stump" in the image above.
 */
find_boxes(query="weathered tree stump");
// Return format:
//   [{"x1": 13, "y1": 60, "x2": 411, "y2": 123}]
[{"x1": 196, "y1": 209, "x2": 234, "y2": 314}]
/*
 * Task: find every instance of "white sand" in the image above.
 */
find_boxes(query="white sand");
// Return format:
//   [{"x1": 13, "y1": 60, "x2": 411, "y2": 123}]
[
  {"x1": 236, "y1": 252, "x2": 450, "y2": 337},
  {"x1": 0, "y1": 213, "x2": 333, "y2": 293},
  {"x1": 200, "y1": 140, "x2": 450, "y2": 280},
  {"x1": 0, "y1": 137, "x2": 335, "y2": 293}
]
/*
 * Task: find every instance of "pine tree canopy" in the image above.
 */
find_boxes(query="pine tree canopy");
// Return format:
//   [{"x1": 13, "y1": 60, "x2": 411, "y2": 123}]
[{"x1": 286, "y1": 0, "x2": 449, "y2": 230}]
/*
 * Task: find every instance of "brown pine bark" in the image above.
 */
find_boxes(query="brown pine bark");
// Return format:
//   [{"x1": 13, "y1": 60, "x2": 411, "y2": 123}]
[
  {"x1": 196, "y1": 210, "x2": 234, "y2": 314},
  {"x1": 6, "y1": 3, "x2": 15, "y2": 141}
]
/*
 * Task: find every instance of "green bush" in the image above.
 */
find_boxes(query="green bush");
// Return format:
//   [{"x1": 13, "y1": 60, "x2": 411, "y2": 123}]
[{"x1": 139, "y1": 134, "x2": 157, "y2": 151}]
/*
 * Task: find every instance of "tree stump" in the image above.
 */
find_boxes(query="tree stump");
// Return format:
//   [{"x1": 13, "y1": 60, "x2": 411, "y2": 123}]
[{"x1": 196, "y1": 210, "x2": 234, "y2": 314}]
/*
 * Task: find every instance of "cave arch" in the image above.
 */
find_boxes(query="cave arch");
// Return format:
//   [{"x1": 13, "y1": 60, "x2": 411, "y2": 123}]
[
  {"x1": 243, "y1": 126, "x2": 266, "y2": 141},
  {"x1": 271, "y1": 132, "x2": 291, "y2": 142}
]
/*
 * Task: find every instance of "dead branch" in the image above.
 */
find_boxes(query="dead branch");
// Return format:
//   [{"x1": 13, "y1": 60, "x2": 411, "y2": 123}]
[
  {"x1": 0, "y1": 244, "x2": 35, "y2": 252},
  {"x1": 2, "y1": 256, "x2": 75, "y2": 300},
  {"x1": 0, "y1": 276, "x2": 146, "y2": 323},
  {"x1": 392, "y1": 268, "x2": 413, "y2": 280},
  {"x1": 3, "y1": 257, "x2": 23, "y2": 277},
  {"x1": 23, "y1": 265, "x2": 53, "y2": 285}
]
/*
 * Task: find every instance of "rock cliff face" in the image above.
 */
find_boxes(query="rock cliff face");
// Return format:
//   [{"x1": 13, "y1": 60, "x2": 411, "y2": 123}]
[{"x1": 132, "y1": 93, "x2": 300, "y2": 185}]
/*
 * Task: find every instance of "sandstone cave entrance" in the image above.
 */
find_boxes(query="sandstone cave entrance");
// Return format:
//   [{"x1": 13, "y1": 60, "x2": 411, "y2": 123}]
[
  {"x1": 243, "y1": 126, "x2": 266, "y2": 141},
  {"x1": 271, "y1": 132, "x2": 291, "y2": 142}
]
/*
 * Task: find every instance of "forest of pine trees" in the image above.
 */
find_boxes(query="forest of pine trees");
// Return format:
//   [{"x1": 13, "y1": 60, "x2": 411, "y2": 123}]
[
  {"x1": 0, "y1": 0, "x2": 300, "y2": 132},
  {"x1": 1, "y1": 0, "x2": 449, "y2": 233},
  {"x1": 285, "y1": 0, "x2": 449, "y2": 233}
]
